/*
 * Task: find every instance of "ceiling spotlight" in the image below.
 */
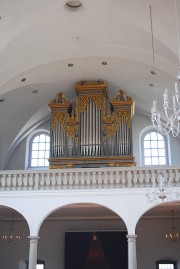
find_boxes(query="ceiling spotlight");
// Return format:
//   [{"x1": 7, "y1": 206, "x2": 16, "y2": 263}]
[
  {"x1": 21, "y1": 78, "x2": 26, "y2": 82},
  {"x1": 149, "y1": 83, "x2": 154, "y2": 87},
  {"x1": 33, "y1": 90, "x2": 38, "y2": 93},
  {"x1": 102, "y1": 62, "x2": 107, "y2": 65},
  {"x1": 0, "y1": 98, "x2": 4, "y2": 102},
  {"x1": 68, "y1": 63, "x2": 74, "y2": 67},
  {"x1": 66, "y1": 0, "x2": 82, "y2": 9},
  {"x1": 150, "y1": 70, "x2": 156, "y2": 75}
]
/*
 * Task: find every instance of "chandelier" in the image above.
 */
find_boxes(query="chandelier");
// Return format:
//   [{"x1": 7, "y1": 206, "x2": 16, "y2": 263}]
[
  {"x1": 1, "y1": 213, "x2": 21, "y2": 243},
  {"x1": 151, "y1": 0, "x2": 180, "y2": 137},
  {"x1": 165, "y1": 210, "x2": 179, "y2": 243},
  {"x1": 146, "y1": 170, "x2": 179, "y2": 203}
]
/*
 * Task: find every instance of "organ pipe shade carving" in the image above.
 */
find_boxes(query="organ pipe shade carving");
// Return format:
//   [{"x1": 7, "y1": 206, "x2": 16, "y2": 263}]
[{"x1": 48, "y1": 80, "x2": 135, "y2": 168}]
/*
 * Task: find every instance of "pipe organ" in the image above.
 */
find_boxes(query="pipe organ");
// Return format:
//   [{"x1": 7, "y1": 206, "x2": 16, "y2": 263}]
[{"x1": 48, "y1": 80, "x2": 135, "y2": 168}]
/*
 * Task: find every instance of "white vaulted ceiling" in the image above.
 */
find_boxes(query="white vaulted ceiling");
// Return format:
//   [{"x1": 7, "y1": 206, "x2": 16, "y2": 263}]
[{"x1": 0, "y1": 0, "x2": 180, "y2": 167}]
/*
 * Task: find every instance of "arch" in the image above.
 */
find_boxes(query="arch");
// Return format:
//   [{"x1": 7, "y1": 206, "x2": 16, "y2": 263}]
[
  {"x1": 37, "y1": 202, "x2": 128, "y2": 235},
  {"x1": 135, "y1": 202, "x2": 180, "y2": 269}
]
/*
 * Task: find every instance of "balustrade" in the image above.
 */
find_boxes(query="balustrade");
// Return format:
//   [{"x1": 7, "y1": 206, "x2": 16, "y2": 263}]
[{"x1": 0, "y1": 167, "x2": 179, "y2": 191}]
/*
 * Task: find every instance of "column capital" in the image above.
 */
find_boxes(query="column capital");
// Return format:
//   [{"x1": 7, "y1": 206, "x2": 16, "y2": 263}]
[{"x1": 126, "y1": 234, "x2": 137, "y2": 242}]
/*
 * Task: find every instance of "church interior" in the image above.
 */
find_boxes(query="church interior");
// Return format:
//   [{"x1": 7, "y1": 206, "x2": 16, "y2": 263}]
[{"x1": 0, "y1": 0, "x2": 180, "y2": 269}]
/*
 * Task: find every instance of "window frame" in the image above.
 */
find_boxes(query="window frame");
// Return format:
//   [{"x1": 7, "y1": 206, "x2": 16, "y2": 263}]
[
  {"x1": 156, "y1": 260, "x2": 177, "y2": 269},
  {"x1": 25, "y1": 129, "x2": 50, "y2": 169},
  {"x1": 140, "y1": 126, "x2": 169, "y2": 166}
]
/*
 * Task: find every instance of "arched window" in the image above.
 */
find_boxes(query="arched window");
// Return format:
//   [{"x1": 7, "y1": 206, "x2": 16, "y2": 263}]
[
  {"x1": 26, "y1": 130, "x2": 50, "y2": 169},
  {"x1": 142, "y1": 130, "x2": 168, "y2": 166}
]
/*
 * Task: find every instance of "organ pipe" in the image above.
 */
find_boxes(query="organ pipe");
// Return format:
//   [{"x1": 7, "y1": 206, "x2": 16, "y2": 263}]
[{"x1": 48, "y1": 80, "x2": 135, "y2": 168}]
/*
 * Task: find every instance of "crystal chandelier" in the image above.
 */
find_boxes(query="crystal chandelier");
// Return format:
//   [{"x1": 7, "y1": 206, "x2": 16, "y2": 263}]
[
  {"x1": 151, "y1": 0, "x2": 180, "y2": 137},
  {"x1": 146, "y1": 170, "x2": 179, "y2": 203},
  {"x1": 165, "y1": 210, "x2": 179, "y2": 243},
  {"x1": 1, "y1": 213, "x2": 21, "y2": 243}
]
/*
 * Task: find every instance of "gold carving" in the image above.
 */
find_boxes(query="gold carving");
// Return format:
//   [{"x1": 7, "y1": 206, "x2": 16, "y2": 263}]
[
  {"x1": 78, "y1": 80, "x2": 105, "y2": 86},
  {"x1": 80, "y1": 96, "x2": 90, "y2": 112},
  {"x1": 50, "y1": 92, "x2": 70, "y2": 106},
  {"x1": 52, "y1": 112, "x2": 66, "y2": 131},
  {"x1": 116, "y1": 111, "x2": 131, "y2": 129},
  {"x1": 112, "y1": 90, "x2": 133, "y2": 102},
  {"x1": 49, "y1": 164, "x2": 65, "y2": 169},
  {"x1": 80, "y1": 95, "x2": 102, "y2": 113},
  {"x1": 108, "y1": 162, "x2": 135, "y2": 167},
  {"x1": 91, "y1": 96, "x2": 101, "y2": 109},
  {"x1": 106, "y1": 125, "x2": 116, "y2": 137}
]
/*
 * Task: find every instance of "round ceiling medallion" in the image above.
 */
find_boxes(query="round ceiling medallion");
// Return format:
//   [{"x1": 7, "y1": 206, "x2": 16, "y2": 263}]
[{"x1": 65, "y1": 0, "x2": 82, "y2": 10}]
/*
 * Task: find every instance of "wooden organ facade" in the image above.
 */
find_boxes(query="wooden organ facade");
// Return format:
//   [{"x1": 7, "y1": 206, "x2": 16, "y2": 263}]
[{"x1": 48, "y1": 80, "x2": 135, "y2": 168}]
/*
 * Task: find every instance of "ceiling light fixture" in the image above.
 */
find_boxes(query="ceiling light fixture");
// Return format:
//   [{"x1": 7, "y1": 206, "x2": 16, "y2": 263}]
[
  {"x1": 1, "y1": 213, "x2": 21, "y2": 244},
  {"x1": 21, "y1": 78, "x2": 26, "y2": 82},
  {"x1": 165, "y1": 210, "x2": 179, "y2": 243},
  {"x1": 0, "y1": 98, "x2": 5, "y2": 102},
  {"x1": 66, "y1": 0, "x2": 82, "y2": 9},
  {"x1": 102, "y1": 62, "x2": 107, "y2": 65},
  {"x1": 33, "y1": 90, "x2": 38, "y2": 93},
  {"x1": 68, "y1": 63, "x2": 74, "y2": 67},
  {"x1": 151, "y1": 0, "x2": 180, "y2": 137}
]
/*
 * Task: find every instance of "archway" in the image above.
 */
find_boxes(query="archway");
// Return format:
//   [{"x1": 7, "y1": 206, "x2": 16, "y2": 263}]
[
  {"x1": 0, "y1": 206, "x2": 30, "y2": 269},
  {"x1": 38, "y1": 203, "x2": 128, "y2": 269},
  {"x1": 136, "y1": 202, "x2": 180, "y2": 269}
]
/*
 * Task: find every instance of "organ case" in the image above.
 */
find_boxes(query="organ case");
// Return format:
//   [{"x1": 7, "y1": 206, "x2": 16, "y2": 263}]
[{"x1": 48, "y1": 80, "x2": 135, "y2": 168}]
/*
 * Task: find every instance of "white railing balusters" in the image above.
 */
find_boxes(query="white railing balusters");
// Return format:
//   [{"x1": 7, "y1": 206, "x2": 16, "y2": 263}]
[
  {"x1": 0, "y1": 174, "x2": 6, "y2": 190},
  {"x1": 0, "y1": 167, "x2": 179, "y2": 191}
]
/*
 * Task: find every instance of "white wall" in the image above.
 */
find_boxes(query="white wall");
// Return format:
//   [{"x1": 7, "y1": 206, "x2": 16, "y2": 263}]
[{"x1": 0, "y1": 217, "x2": 179, "y2": 269}]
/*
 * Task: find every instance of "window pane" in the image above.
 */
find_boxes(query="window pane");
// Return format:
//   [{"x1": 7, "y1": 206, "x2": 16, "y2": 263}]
[
  {"x1": 32, "y1": 151, "x2": 38, "y2": 158},
  {"x1": 151, "y1": 141, "x2": 157, "y2": 148},
  {"x1": 158, "y1": 140, "x2": 165, "y2": 148},
  {"x1": 39, "y1": 134, "x2": 46, "y2": 142},
  {"x1": 45, "y1": 151, "x2": 49, "y2": 158},
  {"x1": 157, "y1": 133, "x2": 164, "y2": 140},
  {"x1": 144, "y1": 141, "x2": 151, "y2": 148},
  {"x1": 36, "y1": 265, "x2": 44, "y2": 269},
  {"x1": 144, "y1": 149, "x2": 151, "y2": 157},
  {"x1": 159, "y1": 157, "x2": 166, "y2": 165},
  {"x1": 152, "y1": 157, "x2": 159, "y2": 165},
  {"x1": 144, "y1": 134, "x2": 150, "y2": 140},
  {"x1": 150, "y1": 132, "x2": 158, "y2": 140},
  {"x1": 39, "y1": 151, "x2": 45, "y2": 158},
  {"x1": 159, "y1": 264, "x2": 174, "y2": 269},
  {"x1": 31, "y1": 159, "x2": 38, "y2": 167},
  {"x1": 145, "y1": 158, "x2": 152, "y2": 165},
  {"x1": 46, "y1": 136, "x2": 50, "y2": 142},
  {"x1": 32, "y1": 143, "x2": 39, "y2": 150},
  {"x1": 45, "y1": 159, "x2": 49, "y2": 166},
  {"x1": 159, "y1": 149, "x2": 165, "y2": 156},
  {"x1": 46, "y1": 143, "x2": 50, "y2": 150},
  {"x1": 39, "y1": 143, "x2": 46, "y2": 150},
  {"x1": 152, "y1": 149, "x2": 158, "y2": 156},
  {"x1": 33, "y1": 136, "x2": 39, "y2": 142},
  {"x1": 38, "y1": 159, "x2": 45, "y2": 166}
]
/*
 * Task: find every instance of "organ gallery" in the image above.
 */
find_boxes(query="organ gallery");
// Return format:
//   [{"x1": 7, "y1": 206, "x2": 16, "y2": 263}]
[{"x1": 48, "y1": 80, "x2": 135, "y2": 168}]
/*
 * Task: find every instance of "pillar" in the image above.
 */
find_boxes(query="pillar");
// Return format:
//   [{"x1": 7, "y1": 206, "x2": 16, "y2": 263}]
[
  {"x1": 126, "y1": 234, "x2": 137, "y2": 269},
  {"x1": 28, "y1": 236, "x2": 40, "y2": 269}
]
